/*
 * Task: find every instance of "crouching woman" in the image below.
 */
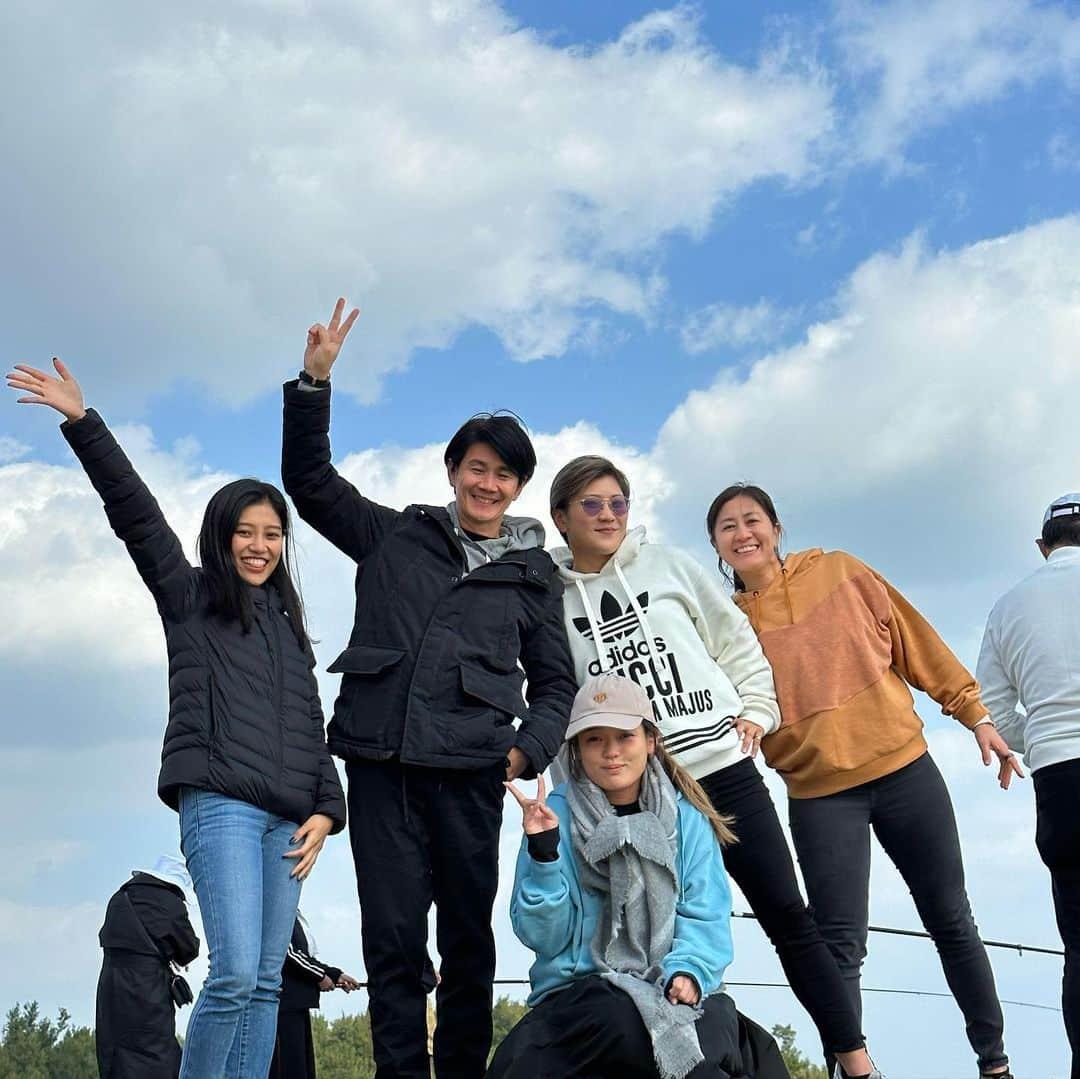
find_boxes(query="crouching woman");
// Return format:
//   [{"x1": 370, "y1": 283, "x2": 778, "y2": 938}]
[{"x1": 489, "y1": 673, "x2": 748, "y2": 1079}]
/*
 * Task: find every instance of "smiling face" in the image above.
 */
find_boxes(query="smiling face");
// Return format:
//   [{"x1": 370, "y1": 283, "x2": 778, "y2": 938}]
[
  {"x1": 577, "y1": 723, "x2": 656, "y2": 805},
  {"x1": 447, "y1": 440, "x2": 525, "y2": 538},
  {"x1": 552, "y1": 474, "x2": 629, "y2": 573},
  {"x1": 231, "y1": 500, "x2": 284, "y2": 586},
  {"x1": 710, "y1": 493, "x2": 782, "y2": 590}
]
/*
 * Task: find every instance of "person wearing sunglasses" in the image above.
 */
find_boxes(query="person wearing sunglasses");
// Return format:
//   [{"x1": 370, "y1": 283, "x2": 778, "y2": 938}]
[{"x1": 547, "y1": 456, "x2": 884, "y2": 1079}]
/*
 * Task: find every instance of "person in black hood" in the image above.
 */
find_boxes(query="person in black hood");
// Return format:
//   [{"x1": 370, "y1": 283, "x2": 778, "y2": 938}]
[
  {"x1": 96, "y1": 855, "x2": 199, "y2": 1078},
  {"x1": 7, "y1": 359, "x2": 347, "y2": 1079},
  {"x1": 281, "y1": 299, "x2": 576, "y2": 1079}
]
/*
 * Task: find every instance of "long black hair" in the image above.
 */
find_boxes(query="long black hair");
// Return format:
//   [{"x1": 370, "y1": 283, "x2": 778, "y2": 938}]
[
  {"x1": 197, "y1": 478, "x2": 309, "y2": 647},
  {"x1": 705, "y1": 483, "x2": 782, "y2": 593}
]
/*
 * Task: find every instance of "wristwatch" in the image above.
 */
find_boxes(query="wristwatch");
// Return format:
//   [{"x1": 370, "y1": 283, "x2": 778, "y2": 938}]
[{"x1": 298, "y1": 369, "x2": 331, "y2": 388}]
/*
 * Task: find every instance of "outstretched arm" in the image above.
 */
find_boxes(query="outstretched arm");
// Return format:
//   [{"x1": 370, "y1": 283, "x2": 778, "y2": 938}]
[
  {"x1": 282, "y1": 300, "x2": 400, "y2": 560},
  {"x1": 6, "y1": 359, "x2": 197, "y2": 620}
]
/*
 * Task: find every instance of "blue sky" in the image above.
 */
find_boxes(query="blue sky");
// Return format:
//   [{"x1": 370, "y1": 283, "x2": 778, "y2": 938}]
[{"x1": 2, "y1": 2, "x2": 1078, "y2": 1075}]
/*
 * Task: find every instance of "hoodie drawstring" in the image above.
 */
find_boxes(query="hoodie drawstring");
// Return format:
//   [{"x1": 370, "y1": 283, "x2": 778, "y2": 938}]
[{"x1": 574, "y1": 579, "x2": 610, "y2": 671}]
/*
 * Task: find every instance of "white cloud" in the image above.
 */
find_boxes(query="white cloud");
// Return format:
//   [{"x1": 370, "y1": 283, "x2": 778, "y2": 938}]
[
  {"x1": 0, "y1": 436, "x2": 29, "y2": 463},
  {"x1": 0, "y1": 1, "x2": 834, "y2": 407},
  {"x1": 1048, "y1": 131, "x2": 1080, "y2": 172},
  {"x1": 681, "y1": 300, "x2": 796, "y2": 355},
  {"x1": 836, "y1": 0, "x2": 1080, "y2": 164},
  {"x1": 656, "y1": 213, "x2": 1080, "y2": 607}
]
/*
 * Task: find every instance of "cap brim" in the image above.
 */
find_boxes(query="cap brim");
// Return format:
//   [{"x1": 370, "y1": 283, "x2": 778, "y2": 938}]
[{"x1": 564, "y1": 711, "x2": 648, "y2": 741}]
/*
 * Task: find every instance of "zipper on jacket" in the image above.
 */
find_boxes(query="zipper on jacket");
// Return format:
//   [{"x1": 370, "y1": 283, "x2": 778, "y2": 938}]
[
  {"x1": 207, "y1": 673, "x2": 218, "y2": 760},
  {"x1": 265, "y1": 596, "x2": 286, "y2": 777}
]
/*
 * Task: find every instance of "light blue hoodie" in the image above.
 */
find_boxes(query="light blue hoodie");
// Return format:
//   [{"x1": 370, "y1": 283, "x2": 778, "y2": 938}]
[{"x1": 509, "y1": 784, "x2": 734, "y2": 1005}]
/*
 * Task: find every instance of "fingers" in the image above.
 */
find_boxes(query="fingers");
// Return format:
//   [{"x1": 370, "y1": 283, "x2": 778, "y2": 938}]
[
  {"x1": 503, "y1": 781, "x2": 529, "y2": 809},
  {"x1": 12, "y1": 363, "x2": 51, "y2": 381},
  {"x1": 52, "y1": 357, "x2": 72, "y2": 380},
  {"x1": 328, "y1": 297, "x2": 345, "y2": 331},
  {"x1": 339, "y1": 307, "x2": 360, "y2": 339},
  {"x1": 535, "y1": 773, "x2": 546, "y2": 802}
]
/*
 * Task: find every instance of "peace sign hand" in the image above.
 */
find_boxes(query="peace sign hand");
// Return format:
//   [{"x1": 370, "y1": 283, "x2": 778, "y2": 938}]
[
  {"x1": 504, "y1": 773, "x2": 559, "y2": 836},
  {"x1": 7, "y1": 358, "x2": 86, "y2": 422},
  {"x1": 304, "y1": 297, "x2": 360, "y2": 380}
]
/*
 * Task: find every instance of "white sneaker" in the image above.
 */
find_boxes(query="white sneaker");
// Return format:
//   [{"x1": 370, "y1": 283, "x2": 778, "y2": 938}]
[{"x1": 832, "y1": 1064, "x2": 885, "y2": 1079}]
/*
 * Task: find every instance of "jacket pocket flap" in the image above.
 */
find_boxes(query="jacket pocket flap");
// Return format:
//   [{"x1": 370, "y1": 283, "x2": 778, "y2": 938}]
[
  {"x1": 327, "y1": 645, "x2": 407, "y2": 675},
  {"x1": 460, "y1": 662, "x2": 525, "y2": 716}
]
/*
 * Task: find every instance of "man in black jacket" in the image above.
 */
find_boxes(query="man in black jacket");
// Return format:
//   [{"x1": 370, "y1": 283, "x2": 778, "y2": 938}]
[
  {"x1": 95, "y1": 855, "x2": 200, "y2": 1079},
  {"x1": 281, "y1": 300, "x2": 576, "y2": 1079}
]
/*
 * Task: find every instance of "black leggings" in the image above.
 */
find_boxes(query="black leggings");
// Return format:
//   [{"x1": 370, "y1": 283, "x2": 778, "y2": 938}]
[
  {"x1": 788, "y1": 752, "x2": 1008, "y2": 1074},
  {"x1": 700, "y1": 758, "x2": 864, "y2": 1056}
]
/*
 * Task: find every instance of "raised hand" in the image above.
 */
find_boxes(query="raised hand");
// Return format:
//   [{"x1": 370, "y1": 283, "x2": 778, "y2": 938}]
[
  {"x1": 6, "y1": 358, "x2": 86, "y2": 422},
  {"x1": 304, "y1": 297, "x2": 360, "y2": 380},
  {"x1": 504, "y1": 773, "x2": 559, "y2": 836}
]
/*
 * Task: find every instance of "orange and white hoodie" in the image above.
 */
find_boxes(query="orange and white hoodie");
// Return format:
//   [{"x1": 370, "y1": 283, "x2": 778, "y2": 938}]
[{"x1": 734, "y1": 548, "x2": 988, "y2": 798}]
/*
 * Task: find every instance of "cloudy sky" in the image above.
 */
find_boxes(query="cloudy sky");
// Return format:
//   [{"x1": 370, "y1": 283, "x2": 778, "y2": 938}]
[{"x1": 2, "y1": 0, "x2": 1077, "y2": 1074}]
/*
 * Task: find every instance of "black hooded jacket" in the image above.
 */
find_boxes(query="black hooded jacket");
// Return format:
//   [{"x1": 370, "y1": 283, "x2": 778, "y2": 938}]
[
  {"x1": 61, "y1": 410, "x2": 346, "y2": 831},
  {"x1": 281, "y1": 382, "x2": 576, "y2": 774}
]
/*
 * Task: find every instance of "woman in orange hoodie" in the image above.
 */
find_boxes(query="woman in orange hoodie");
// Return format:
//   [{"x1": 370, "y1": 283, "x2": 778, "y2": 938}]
[{"x1": 707, "y1": 484, "x2": 1020, "y2": 1079}]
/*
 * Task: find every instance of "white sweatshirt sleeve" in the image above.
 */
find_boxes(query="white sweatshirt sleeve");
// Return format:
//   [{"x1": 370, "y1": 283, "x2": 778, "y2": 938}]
[
  {"x1": 686, "y1": 558, "x2": 781, "y2": 734},
  {"x1": 975, "y1": 611, "x2": 1026, "y2": 754}
]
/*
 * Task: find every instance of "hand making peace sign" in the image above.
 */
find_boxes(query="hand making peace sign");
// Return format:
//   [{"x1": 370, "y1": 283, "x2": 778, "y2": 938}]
[
  {"x1": 304, "y1": 297, "x2": 360, "y2": 380},
  {"x1": 504, "y1": 773, "x2": 559, "y2": 836}
]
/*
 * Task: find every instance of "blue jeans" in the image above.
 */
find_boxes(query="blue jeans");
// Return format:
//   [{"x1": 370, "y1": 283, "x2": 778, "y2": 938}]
[{"x1": 179, "y1": 787, "x2": 301, "y2": 1079}]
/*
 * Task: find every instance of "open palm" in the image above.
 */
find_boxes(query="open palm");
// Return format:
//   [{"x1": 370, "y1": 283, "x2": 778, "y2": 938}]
[{"x1": 6, "y1": 358, "x2": 85, "y2": 422}]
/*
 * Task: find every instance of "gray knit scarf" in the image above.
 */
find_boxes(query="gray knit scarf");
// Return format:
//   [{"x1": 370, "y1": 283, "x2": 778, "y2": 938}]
[{"x1": 567, "y1": 755, "x2": 704, "y2": 1079}]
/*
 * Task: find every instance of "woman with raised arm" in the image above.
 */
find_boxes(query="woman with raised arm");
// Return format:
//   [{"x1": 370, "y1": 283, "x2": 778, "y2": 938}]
[
  {"x1": 488, "y1": 673, "x2": 777, "y2": 1079},
  {"x1": 6, "y1": 359, "x2": 346, "y2": 1079},
  {"x1": 548, "y1": 457, "x2": 882, "y2": 1079},
  {"x1": 707, "y1": 483, "x2": 1019, "y2": 1079}
]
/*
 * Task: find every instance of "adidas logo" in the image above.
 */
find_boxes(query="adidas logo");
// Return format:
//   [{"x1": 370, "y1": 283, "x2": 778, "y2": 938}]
[{"x1": 573, "y1": 590, "x2": 649, "y2": 642}]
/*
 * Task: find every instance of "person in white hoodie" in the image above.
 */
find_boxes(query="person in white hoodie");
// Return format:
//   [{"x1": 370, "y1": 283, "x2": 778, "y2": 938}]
[
  {"x1": 549, "y1": 456, "x2": 883, "y2": 1079},
  {"x1": 977, "y1": 492, "x2": 1080, "y2": 1079}
]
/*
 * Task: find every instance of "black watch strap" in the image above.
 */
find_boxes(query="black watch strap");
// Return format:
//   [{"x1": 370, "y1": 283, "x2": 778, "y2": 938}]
[{"x1": 298, "y1": 369, "x2": 331, "y2": 388}]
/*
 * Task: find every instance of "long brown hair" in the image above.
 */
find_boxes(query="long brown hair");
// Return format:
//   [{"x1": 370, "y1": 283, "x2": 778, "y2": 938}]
[{"x1": 567, "y1": 720, "x2": 737, "y2": 848}]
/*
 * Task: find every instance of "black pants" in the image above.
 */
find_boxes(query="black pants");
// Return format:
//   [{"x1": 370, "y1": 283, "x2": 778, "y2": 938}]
[
  {"x1": 1034, "y1": 757, "x2": 1080, "y2": 1079},
  {"x1": 788, "y1": 752, "x2": 1008, "y2": 1074},
  {"x1": 270, "y1": 1009, "x2": 316, "y2": 1079},
  {"x1": 486, "y1": 977, "x2": 746, "y2": 1079},
  {"x1": 347, "y1": 758, "x2": 505, "y2": 1079},
  {"x1": 699, "y1": 759, "x2": 864, "y2": 1056}
]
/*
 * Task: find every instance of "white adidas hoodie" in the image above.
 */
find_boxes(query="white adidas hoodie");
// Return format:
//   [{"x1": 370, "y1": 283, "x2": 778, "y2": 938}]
[{"x1": 552, "y1": 526, "x2": 780, "y2": 780}]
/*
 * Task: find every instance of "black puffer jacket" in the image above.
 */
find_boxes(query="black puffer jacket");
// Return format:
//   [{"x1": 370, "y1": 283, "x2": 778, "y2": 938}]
[
  {"x1": 281, "y1": 382, "x2": 576, "y2": 774},
  {"x1": 62, "y1": 410, "x2": 346, "y2": 832}
]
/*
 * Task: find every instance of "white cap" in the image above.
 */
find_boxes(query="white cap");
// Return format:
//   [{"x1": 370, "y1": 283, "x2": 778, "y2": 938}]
[
  {"x1": 564, "y1": 673, "x2": 653, "y2": 741},
  {"x1": 1043, "y1": 493, "x2": 1080, "y2": 526},
  {"x1": 134, "y1": 854, "x2": 193, "y2": 897}
]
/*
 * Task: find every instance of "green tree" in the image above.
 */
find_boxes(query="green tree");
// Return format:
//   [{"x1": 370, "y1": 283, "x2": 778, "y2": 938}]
[
  {"x1": 312, "y1": 1011, "x2": 377, "y2": 1079},
  {"x1": 0, "y1": 1002, "x2": 97, "y2": 1079},
  {"x1": 771, "y1": 1023, "x2": 827, "y2": 1079},
  {"x1": 490, "y1": 995, "x2": 529, "y2": 1058}
]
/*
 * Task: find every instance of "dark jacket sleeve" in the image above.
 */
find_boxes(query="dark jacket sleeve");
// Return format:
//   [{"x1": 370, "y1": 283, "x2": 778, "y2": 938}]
[
  {"x1": 128, "y1": 886, "x2": 201, "y2": 965},
  {"x1": 283, "y1": 921, "x2": 338, "y2": 984},
  {"x1": 513, "y1": 585, "x2": 577, "y2": 777},
  {"x1": 280, "y1": 381, "x2": 400, "y2": 561},
  {"x1": 308, "y1": 671, "x2": 347, "y2": 832},
  {"x1": 60, "y1": 409, "x2": 200, "y2": 623}
]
